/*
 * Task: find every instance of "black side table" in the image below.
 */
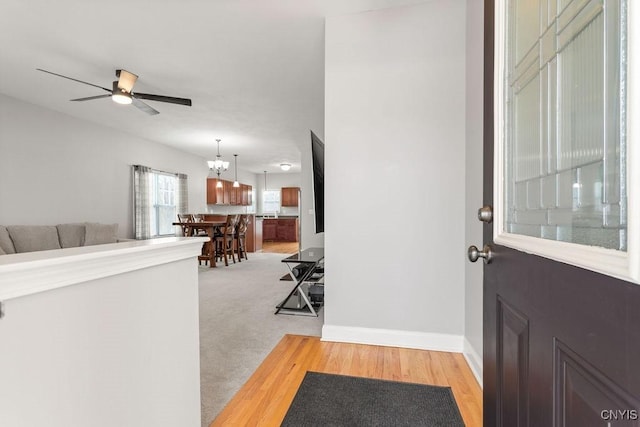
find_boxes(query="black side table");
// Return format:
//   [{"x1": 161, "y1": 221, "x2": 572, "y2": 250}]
[{"x1": 276, "y1": 247, "x2": 324, "y2": 316}]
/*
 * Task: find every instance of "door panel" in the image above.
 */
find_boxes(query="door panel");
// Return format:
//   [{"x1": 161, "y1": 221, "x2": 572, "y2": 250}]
[
  {"x1": 497, "y1": 297, "x2": 529, "y2": 426},
  {"x1": 555, "y1": 339, "x2": 640, "y2": 427},
  {"x1": 483, "y1": 0, "x2": 640, "y2": 425}
]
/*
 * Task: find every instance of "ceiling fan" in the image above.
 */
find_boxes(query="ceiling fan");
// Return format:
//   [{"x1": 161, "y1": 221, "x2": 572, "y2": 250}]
[{"x1": 36, "y1": 68, "x2": 192, "y2": 115}]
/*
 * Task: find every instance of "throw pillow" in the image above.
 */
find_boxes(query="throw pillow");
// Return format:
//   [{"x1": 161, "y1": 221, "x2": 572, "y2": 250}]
[
  {"x1": 57, "y1": 223, "x2": 86, "y2": 248},
  {"x1": 7, "y1": 226, "x2": 62, "y2": 253},
  {"x1": 84, "y1": 223, "x2": 118, "y2": 246},
  {"x1": 0, "y1": 226, "x2": 16, "y2": 254}
]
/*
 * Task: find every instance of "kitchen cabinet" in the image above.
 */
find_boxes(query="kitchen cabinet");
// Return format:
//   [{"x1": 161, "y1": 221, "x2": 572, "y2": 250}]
[
  {"x1": 263, "y1": 218, "x2": 298, "y2": 242},
  {"x1": 223, "y1": 180, "x2": 232, "y2": 205},
  {"x1": 206, "y1": 179, "x2": 225, "y2": 205},
  {"x1": 241, "y1": 184, "x2": 249, "y2": 206},
  {"x1": 281, "y1": 187, "x2": 299, "y2": 207},
  {"x1": 230, "y1": 183, "x2": 240, "y2": 205},
  {"x1": 207, "y1": 180, "x2": 253, "y2": 206},
  {"x1": 276, "y1": 218, "x2": 298, "y2": 242},
  {"x1": 263, "y1": 219, "x2": 277, "y2": 240}
]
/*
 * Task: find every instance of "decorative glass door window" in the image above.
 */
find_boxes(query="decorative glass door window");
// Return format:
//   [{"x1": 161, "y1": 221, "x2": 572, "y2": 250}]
[
  {"x1": 494, "y1": 0, "x2": 639, "y2": 283},
  {"x1": 504, "y1": 0, "x2": 627, "y2": 249}
]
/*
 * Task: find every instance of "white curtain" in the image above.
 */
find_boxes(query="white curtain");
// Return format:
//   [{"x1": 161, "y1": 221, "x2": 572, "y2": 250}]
[
  {"x1": 133, "y1": 165, "x2": 152, "y2": 239},
  {"x1": 177, "y1": 173, "x2": 189, "y2": 214}
]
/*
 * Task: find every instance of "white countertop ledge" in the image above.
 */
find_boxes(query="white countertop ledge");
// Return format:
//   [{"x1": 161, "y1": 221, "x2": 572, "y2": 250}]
[{"x1": 0, "y1": 236, "x2": 209, "y2": 301}]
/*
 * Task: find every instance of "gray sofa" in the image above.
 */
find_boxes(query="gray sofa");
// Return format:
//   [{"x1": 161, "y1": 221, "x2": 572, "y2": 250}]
[{"x1": 0, "y1": 223, "x2": 119, "y2": 255}]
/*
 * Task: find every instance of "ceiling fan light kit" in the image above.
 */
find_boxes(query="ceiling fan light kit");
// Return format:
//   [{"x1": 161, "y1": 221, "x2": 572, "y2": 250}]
[
  {"x1": 36, "y1": 68, "x2": 192, "y2": 115},
  {"x1": 112, "y1": 91, "x2": 132, "y2": 105}
]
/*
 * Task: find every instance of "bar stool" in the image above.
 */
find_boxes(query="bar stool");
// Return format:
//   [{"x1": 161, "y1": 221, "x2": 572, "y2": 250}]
[
  {"x1": 214, "y1": 214, "x2": 239, "y2": 266},
  {"x1": 235, "y1": 214, "x2": 249, "y2": 261}
]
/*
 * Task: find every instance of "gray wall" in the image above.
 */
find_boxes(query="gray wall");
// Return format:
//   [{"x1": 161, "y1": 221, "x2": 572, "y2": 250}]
[
  {"x1": 254, "y1": 171, "x2": 301, "y2": 216},
  {"x1": 323, "y1": 0, "x2": 468, "y2": 350},
  {"x1": 0, "y1": 94, "x2": 209, "y2": 236}
]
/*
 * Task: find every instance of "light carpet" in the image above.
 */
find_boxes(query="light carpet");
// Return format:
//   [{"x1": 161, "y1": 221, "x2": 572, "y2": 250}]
[{"x1": 198, "y1": 252, "x2": 323, "y2": 427}]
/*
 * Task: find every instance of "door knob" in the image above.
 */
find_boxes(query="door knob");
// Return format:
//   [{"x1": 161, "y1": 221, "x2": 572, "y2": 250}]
[
  {"x1": 477, "y1": 205, "x2": 493, "y2": 223},
  {"x1": 468, "y1": 244, "x2": 493, "y2": 264}
]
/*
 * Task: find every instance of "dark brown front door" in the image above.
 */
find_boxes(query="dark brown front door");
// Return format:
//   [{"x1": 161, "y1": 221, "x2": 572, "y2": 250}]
[{"x1": 483, "y1": 0, "x2": 640, "y2": 425}]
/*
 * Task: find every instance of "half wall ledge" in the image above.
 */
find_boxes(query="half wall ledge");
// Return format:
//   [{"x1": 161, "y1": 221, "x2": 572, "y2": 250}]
[{"x1": 0, "y1": 236, "x2": 209, "y2": 301}]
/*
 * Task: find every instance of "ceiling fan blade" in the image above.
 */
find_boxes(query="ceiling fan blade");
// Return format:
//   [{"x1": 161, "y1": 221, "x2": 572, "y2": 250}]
[
  {"x1": 132, "y1": 97, "x2": 160, "y2": 115},
  {"x1": 132, "y1": 92, "x2": 192, "y2": 106},
  {"x1": 70, "y1": 94, "x2": 112, "y2": 102},
  {"x1": 36, "y1": 68, "x2": 111, "y2": 92},
  {"x1": 116, "y1": 69, "x2": 138, "y2": 92}
]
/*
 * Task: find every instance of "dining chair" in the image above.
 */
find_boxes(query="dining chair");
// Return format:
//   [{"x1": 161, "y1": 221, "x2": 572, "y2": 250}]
[
  {"x1": 235, "y1": 214, "x2": 249, "y2": 262},
  {"x1": 190, "y1": 214, "x2": 210, "y2": 238},
  {"x1": 214, "y1": 214, "x2": 239, "y2": 266},
  {"x1": 177, "y1": 213, "x2": 194, "y2": 236}
]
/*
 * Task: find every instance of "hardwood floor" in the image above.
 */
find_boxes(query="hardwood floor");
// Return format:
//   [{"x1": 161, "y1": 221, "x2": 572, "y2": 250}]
[
  {"x1": 210, "y1": 334, "x2": 482, "y2": 427},
  {"x1": 261, "y1": 241, "x2": 300, "y2": 254}
]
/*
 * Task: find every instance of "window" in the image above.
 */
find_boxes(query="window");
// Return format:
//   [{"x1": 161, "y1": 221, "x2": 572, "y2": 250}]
[
  {"x1": 133, "y1": 165, "x2": 188, "y2": 240},
  {"x1": 263, "y1": 190, "x2": 281, "y2": 214},
  {"x1": 150, "y1": 172, "x2": 177, "y2": 237}
]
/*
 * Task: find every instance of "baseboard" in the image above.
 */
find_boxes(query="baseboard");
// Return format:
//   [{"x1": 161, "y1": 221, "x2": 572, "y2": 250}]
[
  {"x1": 321, "y1": 325, "x2": 464, "y2": 353},
  {"x1": 463, "y1": 337, "x2": 483, "y2": 388}
]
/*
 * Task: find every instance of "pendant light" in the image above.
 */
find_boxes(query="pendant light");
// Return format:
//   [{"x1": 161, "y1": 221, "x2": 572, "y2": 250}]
[
  {"x1": 264, "y1": 170, "x2": 268, "y2": 190},
  {"x1": 233, "y1": 154, "x2": 240, "y2": 188},
  {"x1": 206, "y1": 138, "x2": 229, "y2": 189}
]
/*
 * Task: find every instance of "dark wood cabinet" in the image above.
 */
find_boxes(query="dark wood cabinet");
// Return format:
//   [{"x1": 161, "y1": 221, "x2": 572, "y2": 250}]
[
  {"x1": 206, "y1": 179, "x2": 226, "y2": 205},
  {"x1": 223, "y1": 180, "x2": 232, "y2": 205},
  {"x1": 263, "y1": 220, "x2": 277, "y2": 240},
  {"x1": 230, "y1": 183, "x2": 240, "y2": 205},
  {"x1": 241, "y1": 184, "x2": 250, "y2": 206},
  {"x1": 207, "y1": 180, "x2": 253, "y2": 206},
  {"x1": 281, "y1": 187, "x2": 299, "y2": 207},
  {"x1": 263, "y1": 218, "x2": 298, "y2": 242}
]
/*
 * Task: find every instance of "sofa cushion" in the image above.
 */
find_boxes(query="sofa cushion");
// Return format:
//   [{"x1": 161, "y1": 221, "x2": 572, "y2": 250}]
[
  {"x1": 84, "y1": 223, "x2": 118, "y2": 246},
  {"x1": 7, "y1": 226, "x2": 62, "y2": 253},
  {"x1": 0, "y1": 226, "x2": 16, "y2": 254},
  {"x1": 57, "y1": 223, "x2": 86, "y2": 248}
]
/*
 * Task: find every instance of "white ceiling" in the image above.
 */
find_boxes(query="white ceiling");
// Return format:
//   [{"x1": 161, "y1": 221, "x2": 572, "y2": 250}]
[{"x1": 0, "y1": 0, "x2": 422, "y2": 174}]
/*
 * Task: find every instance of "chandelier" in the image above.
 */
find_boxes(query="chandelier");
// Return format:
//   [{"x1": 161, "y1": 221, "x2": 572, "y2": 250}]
[{"x1": 207, "y1": 139, "x2": 230, "y2": 188}]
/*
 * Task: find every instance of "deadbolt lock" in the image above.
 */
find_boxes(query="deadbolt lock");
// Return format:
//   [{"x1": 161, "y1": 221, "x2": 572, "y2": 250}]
[{"x1": 477, "y1": 205, "x2": 493, "y2": 223}]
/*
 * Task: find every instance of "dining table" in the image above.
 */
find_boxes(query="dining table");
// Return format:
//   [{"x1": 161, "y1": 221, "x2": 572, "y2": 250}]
[{"x1": 172, "y1": 221, "x2": 225, "y2": 267}]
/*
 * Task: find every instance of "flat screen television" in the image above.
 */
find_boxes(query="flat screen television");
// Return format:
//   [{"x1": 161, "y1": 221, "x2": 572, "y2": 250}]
[{"x1": 310, "y1": 130, "x2": 324, "y2": 233}]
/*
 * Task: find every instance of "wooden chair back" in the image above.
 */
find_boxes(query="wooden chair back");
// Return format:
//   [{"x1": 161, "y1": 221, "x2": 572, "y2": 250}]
[
  {"x1": 177, "y1": 213, "x2": 194, "y2": 236},
  {"x1": 222, "y1": 214, "x2": 239, "y2": 236},
  {"x1": 177, "y1": 213, "x2": 194, "y2": 222},
  {"x1": 236, "y1": 214, "x2": 249, "y2": 236}
]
